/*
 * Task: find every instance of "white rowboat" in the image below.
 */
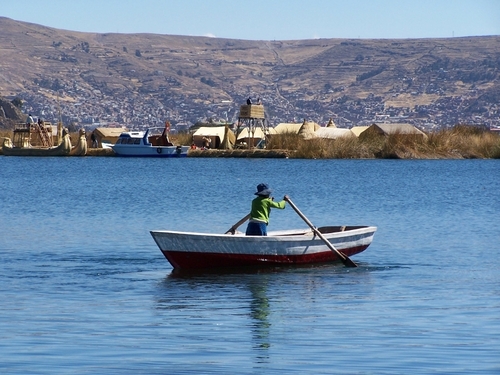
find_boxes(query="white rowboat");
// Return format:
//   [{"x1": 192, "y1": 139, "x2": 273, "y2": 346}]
[{"x1": 150, "y1": 225, "x2": 377, "y2": 269}]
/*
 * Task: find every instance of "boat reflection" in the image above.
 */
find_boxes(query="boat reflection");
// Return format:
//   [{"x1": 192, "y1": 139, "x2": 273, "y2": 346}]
[{"x1": 154, "y1": 263, "x2": 374, "y2": 367}]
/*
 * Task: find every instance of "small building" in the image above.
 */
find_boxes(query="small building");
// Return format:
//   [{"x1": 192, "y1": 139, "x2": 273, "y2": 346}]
[{"x1": 192, "y1": 126, "x2": 235, "y2": 149}]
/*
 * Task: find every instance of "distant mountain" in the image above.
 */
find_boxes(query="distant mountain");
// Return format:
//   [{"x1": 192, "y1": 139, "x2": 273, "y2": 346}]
[{"x1": 1, "y1": 17, "x2": 499, "y2": 130}]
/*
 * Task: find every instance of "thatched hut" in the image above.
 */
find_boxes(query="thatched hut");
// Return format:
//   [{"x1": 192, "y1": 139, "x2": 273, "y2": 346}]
[
  {"x1": 359, "y1": 123, "x2": 427, "y2": 141},
  {"x1": 297, "y1": 119, "x2": 321, "y2": 139}
]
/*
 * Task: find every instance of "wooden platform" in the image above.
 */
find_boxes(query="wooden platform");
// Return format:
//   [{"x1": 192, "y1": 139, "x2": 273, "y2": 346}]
[{"x1": 239, "y1": 105, "x2": 265, "y2": 119}]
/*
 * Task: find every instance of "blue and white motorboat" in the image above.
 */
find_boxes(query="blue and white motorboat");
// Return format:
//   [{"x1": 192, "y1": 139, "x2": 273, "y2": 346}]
[{"x1": 111, "y1": 129, "x2": 189, "y2": 157}]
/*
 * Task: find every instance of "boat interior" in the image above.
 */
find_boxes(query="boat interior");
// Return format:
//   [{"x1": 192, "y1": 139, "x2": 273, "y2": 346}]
[
  {"x1": 265, "y1": 225, "x2": 368, "y2": 237},
  {"x1": 318, "y1": 225, "x2": 368, "y2": 233}
]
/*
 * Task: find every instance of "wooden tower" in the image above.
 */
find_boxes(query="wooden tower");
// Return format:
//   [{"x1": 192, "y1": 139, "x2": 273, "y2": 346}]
[{"x1": 236, "y1": 103, "x2": 268, "y2": 148}]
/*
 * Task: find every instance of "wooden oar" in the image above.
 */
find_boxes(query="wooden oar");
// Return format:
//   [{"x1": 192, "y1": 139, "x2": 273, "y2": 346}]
[
  {"x1": 225, "y1": 213, "x2": 251, "y2": 234},
  {"x1": 284, "y1": 197, "x2": 358, "y2": 268}
]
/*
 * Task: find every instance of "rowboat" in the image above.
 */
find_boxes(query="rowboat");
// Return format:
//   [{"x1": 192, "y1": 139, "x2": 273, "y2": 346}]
[
  {"x1": 111, "y1": 129, "x2": 189, "y2": 157},
  {"x1": 150, "y1": 225, "x2": 377, "y2": 269}
]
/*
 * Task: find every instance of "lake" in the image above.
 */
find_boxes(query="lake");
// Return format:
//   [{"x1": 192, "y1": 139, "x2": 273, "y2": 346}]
[{"x1": 0, "y1": 157, "x2": 499, "y2": 374}]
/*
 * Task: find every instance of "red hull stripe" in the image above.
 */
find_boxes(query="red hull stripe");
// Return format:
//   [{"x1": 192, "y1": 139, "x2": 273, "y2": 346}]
[{"x1": 161, "y1": 245, "x2": 368, "y2": 269}]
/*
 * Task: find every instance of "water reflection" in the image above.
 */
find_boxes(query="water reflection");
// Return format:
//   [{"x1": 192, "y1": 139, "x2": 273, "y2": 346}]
[
  {"x1": 248, "y1": 280, "x2": 270, "y2": 351},
  {"x1": 154, "y1": 264, "x2": 376, "y2": 368},
  {"x1": 157, "y1": 267, "x2": 281, "y2": 363}
]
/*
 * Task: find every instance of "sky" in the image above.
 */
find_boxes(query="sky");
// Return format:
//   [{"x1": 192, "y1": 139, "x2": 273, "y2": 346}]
[{"x1": 2, "y1": 0, "x2": 499, "y2": 40}]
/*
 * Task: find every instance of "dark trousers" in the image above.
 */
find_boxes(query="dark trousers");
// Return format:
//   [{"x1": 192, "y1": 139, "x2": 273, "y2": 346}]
[{"x1": 246, "y1": 221, "x2": 267, "y2": 236}]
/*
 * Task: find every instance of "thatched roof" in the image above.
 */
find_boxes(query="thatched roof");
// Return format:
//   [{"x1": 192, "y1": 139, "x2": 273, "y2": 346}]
[
  {"x1": 93, "y1": 127, "x2": 127, "y2": 138},
  {"x1": 367, "y1": 123, "x2": 427, "y2": 136},
  {"x1": 378, "y1": 123, "x2": 426, "y2": 135},
  {"x1": 350, "y1": 126, "x2": 370, "y2": 137},
  {"x1": 359, "y1": 123, "x2": 428, "y2": 141},
  {"x1": 193, "y1": 126, "x2": 228, "y2": 138},
  {"x1": 270, "y1": 123, "x2": 303, "y2": 134},
  {"x1": 326, "y1": 118, "x2": 337, "y2": 128},
  {"x1": 298, "y1": 119, "x2": 320, "y2": 139}
]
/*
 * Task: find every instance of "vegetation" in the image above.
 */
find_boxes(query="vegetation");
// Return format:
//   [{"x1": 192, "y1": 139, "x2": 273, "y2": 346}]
[
  {"x1": 266, "y1": 125, "x2": 500, "y2": 159},
  {"x1": 171, "y1": 132, "x2": 192, "y2": 146}
]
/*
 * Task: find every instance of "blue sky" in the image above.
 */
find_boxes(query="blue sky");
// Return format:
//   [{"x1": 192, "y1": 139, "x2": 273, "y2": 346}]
[{"x1": 2, "y1": 0, "x2": 499, "y2": 40}]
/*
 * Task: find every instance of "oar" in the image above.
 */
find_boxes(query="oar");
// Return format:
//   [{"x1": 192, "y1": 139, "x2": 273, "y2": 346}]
[
  {"x1": 284, "y1": 197, "x2": 358, "y2": 268},
  {"x1": 225, "y1": 213, "x2": 251, "y2": 234}
]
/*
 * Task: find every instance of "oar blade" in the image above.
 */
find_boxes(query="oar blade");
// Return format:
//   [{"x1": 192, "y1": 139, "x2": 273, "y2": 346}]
[{"x1": 340, "y1": 252, "x2": 358, "y2": 267}]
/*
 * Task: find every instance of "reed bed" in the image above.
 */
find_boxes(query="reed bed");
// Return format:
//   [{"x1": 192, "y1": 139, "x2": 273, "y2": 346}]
[{"x1": 266, "y1": 126, "x2": 500, "y2": 159}]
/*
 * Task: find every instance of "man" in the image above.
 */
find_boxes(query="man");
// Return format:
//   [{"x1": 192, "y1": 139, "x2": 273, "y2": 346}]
[
  {"x1": 246, "y1": 183, "x2": 288, "y2": 236},
  {"x1": 91, "y1": 132, "x2": 98, "y2": 148},
  {"x1": 26, "y1": 114, "x2": 34, "y2": 125}
]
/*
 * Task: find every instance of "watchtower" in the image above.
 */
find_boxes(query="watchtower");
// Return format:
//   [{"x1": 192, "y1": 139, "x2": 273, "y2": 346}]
[{"x1": 237, "y1": 103, "x2": 268, "y2": 148}]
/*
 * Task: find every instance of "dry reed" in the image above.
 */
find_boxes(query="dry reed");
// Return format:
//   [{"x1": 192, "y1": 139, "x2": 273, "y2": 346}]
[{"x1": 266, "y1": 125, "x2": 500, "y2": 159}]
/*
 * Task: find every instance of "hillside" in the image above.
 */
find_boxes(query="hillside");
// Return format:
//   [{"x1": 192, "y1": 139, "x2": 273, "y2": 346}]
[{"x1": 0, "y1": 17, "x2": 499, "y2": 130}]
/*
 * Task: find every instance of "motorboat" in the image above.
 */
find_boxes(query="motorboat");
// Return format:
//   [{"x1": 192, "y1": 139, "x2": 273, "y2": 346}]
[{"x1": 111, "y1": 129, "x2": 189, "y2": 157}]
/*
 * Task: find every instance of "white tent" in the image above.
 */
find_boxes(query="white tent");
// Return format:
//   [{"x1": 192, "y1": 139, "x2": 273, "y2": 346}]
[
  {"x1": 314, "y1": 127, "x2": 355, "y2": 139},
  {"x1": 236, "y1": 127, "x2": 266, "y2": 141},
  {"x1": 236, "y1": 127, "x2": 266, "y2": 147}
]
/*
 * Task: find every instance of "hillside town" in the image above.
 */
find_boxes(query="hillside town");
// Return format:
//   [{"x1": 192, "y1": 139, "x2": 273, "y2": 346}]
[{"x1": 14, "y1": 81, "x2": 500, "y2": 134}]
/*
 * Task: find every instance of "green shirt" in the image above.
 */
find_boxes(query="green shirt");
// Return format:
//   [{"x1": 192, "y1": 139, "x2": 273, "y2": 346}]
[{"x1": 250, "y1": 196, "x2": 286, "y2": 224}]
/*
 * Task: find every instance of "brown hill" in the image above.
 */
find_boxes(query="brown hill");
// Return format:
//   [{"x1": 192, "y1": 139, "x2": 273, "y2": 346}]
[{"x1": 0, "y1": 17, "x2": 499, "y2": 130}]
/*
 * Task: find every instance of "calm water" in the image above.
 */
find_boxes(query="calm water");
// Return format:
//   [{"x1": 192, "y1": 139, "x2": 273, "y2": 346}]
[{"x1": 0, "y1": 157, "x2": 499, "y2": 374}]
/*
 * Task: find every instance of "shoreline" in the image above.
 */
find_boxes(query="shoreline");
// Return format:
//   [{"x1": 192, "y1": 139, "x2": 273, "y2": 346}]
[
  {"x1": 0, "y1": 149, "x2": 496, "y2": 159},
  {"x1": 0, "y1": 148, "x2": 294, "y2": 158},
  {"x1": 1, "y1": 147, "x2": 498, "y2": 159}
]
